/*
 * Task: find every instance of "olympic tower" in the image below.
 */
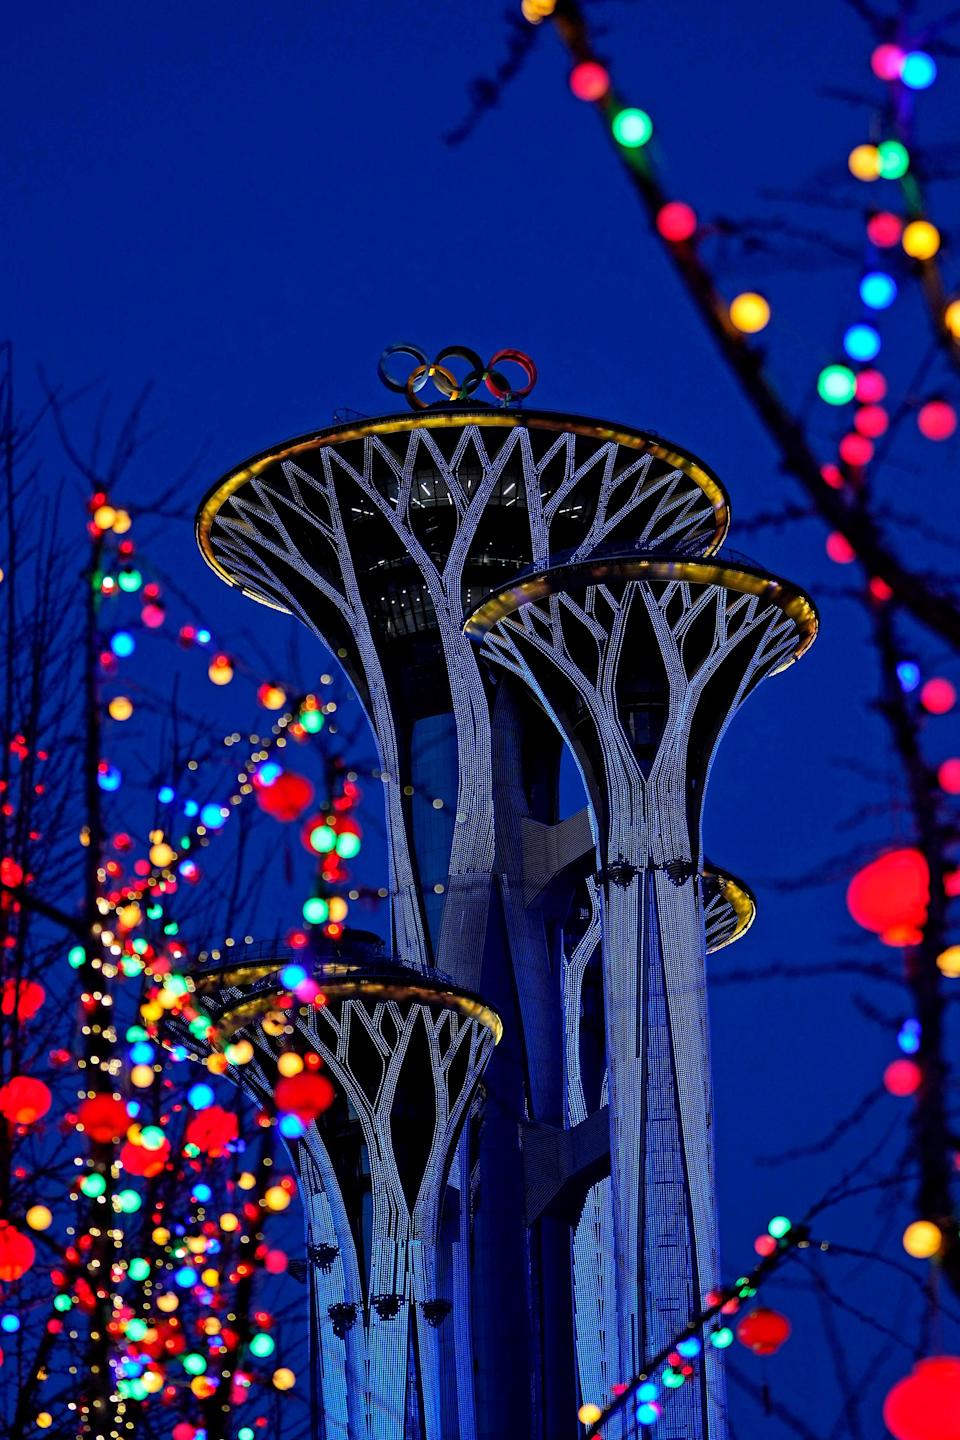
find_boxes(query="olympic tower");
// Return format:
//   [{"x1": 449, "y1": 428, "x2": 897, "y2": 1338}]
[{"x1": 195, "y1": 347, "x2": 816, "y2": 1439}]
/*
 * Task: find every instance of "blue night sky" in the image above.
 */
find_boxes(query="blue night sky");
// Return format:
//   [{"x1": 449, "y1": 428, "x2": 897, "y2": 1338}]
[{"x1": 5, "y1": 0, "x2": 960, "y2": 1433}]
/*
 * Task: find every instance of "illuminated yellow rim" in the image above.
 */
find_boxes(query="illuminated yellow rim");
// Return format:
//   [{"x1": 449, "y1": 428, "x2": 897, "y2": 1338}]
[
  {"x1": 196, "y1": 965, "x2": 503, "y2": 1046},
  {"x1": 195, "y1": 408, "x2": 731, "y2": 609},
  {"x1": 464, "y1": 557, "x2": 818, "y2": 672},
  {"x1": 702, "y1": 864, "x2": 756, "y2": 952}
]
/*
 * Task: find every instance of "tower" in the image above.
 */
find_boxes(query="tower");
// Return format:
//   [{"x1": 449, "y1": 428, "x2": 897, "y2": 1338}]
[
  {"x1": 195, "y1": 349, "x2": 816, "y2": 1438},
  {"x1": 466, "y1": 555, "x2": 815, "y2": 1436}
]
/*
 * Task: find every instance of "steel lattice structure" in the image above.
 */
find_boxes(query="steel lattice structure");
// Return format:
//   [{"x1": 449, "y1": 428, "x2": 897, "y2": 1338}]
[{"x1": 196, "y1": 398, "x2": 816, "y2": 1440}]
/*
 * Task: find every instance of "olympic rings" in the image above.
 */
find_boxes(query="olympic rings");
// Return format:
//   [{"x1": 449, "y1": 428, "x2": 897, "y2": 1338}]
[{"x1": 377, "y1": 344, "x2": 538, "y2": 409}]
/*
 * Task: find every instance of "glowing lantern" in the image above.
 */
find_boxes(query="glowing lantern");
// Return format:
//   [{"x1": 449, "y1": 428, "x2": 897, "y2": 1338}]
[
  {"x1": 846, "y1": 848, "x2": 929, "y2": 946},
  {"x1": 729, "y1": 293, "x2": 770, "y2": 334},
  {"x1": 735, "y1": 1308, "x2": 791, "y2": 1356},
  {"x1": 569, "y1": 61, "x2": 609, "y2": 101},
  {"x1": 936, "y1": 946, "x2": 960, "y2": 979},
  {"x1": 185, "y1": 1106, "x2": 238, "y2": 1158},
  {"x1": 0, "y1": 1076, "x2": 52, "y2": 1125},
  {"x1": 274, "y1": 1071, "x2": 335, "y2": 1123},
  {"x1": 256, "y1": 772, "x2": 314, "y2": 822},
  {"x1": 656, "y1": 201, "x2": 697, "y2": 242},
  {"x1": 884, "y1": 1059, "x2": 921, "y2": 1096},
  {"x1": 903, "y1": 1221, "x2": 942, "y2": 1259},
  {"x1": 1, "y1": 979, "x2": 45, "y2": 1021},
  {"x1": 207, "y1": 654, "x2": 234, "y2": 686},
  {"x1": 884, "y1": 1357, "x2": 960, "y2": 1440},
  {"x1": 120, "y1": 1137, "x2": 170, "y2": 1178},
  {"x1": 922, "y1": 679, "x2": 956, "y2": 715},
  {"x1": 77, "y1": 1094, "x2": 129, "y2": 1142},
  {"x1": 903, "y1": 221, "x2": 941, "y2": 260},
  {"x1": 0, "y1": 1223, "x2": 35, "y2": 1281},
  {"x1": 918, "y1": 401, "x2": 957, "y2": 442}
]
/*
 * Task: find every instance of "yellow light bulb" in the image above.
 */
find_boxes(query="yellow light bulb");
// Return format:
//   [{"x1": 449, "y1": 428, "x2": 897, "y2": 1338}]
[
  {"x1": 945, "y1": 299, "x2": 960, "y2": 340},
  {"x1": 903, "y1": 1220, "x2": 941, "y2": 1258},
  {"x1": 93, "y1": 505, "x2": 117, "y2": 531},
  {"x1": 272, "y1": 1368, "x2": 296, "y2": 1392},
  {"x1": 578, "y1": 1403, "x2": 603, "y2": 1425},
  {"x1": 112, "y1": 509, "x2": 132, "y2": 534},
  {"x1": 238, "y1": 1171, "x2": 257, "y2": 1190},
  {"x1": 156, "y1": 1292, "x2": 179, "y2": 1313},
  {"x1": 328, "y1": 896, "x2": 349, "y2": 922},
  {"x1": 108, "y1": 695, "x2": 134, "y2": 721},
  {"x1": 902, "y1": 220, "x2": 941, "y2": 260},
  {"x1": 219, "y1": 1212, "x2": 239, "y2": 1232},
  {"x1": 130, "y1": 1064, "x2": 154, "y2": 1089},
  {"x1": 26, "y1": 1204, "x2": 52, "y2": 1231},
  {"x1": 142, "y1": 1370, "x2": 163, "y2": 1393},
  {"x1": 265, "y1": 1184, "x2": 292, "y2": 1213},
  {"x1": 116, "y1": 902, "x2": 142, "y2": 931},
  {"x1": 848, "y1": 144, "x2": 879, "y2": 181},
  {"x1": 729, "y1": 292, "x2": 771, "y2": 334},
  {"x1": 936, "y1": 945, "x2": 960, "y2": 978},
  {"x1": 201, "y1": 1267, "x2": 219, "y2": 1287},
  {"x1": 149, "y1": 842, "x2": 176, "y2": 868},
  {"x1": 226, "y1": 1038, "x2": 254, "y2": 1065},
  {"x1": 277, "y1": 1052, "x2": 304, "y2": 1077},
  {"x1": 206, "y1": 1052, "x2": 229, "y2": 1075},
  {"x1": 152, "y1": 1227, "x2": 170, "y2": 1245},
  {"x1": 37, "y1": 1414, "x2": 53, "y2": 1430}
]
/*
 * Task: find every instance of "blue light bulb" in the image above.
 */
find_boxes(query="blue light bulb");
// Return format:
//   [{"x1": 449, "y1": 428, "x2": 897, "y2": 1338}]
[
  {"x1": 897, "y1": 661, "x2": 921, "y2": 692},
  {"x1": 859, "y1": 272, "x2": 897, "y2": 310},
  {"x1": 843, "y1": 323, "x2": 881, "y2": 362},
  {"x1": 901, "y1": 51, "x2": 936, "y2": 89}
]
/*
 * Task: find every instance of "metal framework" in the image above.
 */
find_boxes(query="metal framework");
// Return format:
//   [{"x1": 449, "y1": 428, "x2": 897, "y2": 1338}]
[{"x1": 196, "y1": 399, "x2": 815, "y2": 1440}]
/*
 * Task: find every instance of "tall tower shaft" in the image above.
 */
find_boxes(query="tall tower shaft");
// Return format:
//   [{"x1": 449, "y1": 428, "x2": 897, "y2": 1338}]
[{"x1": 466, "y1": 558, "x2": 815, "y2": 1436}]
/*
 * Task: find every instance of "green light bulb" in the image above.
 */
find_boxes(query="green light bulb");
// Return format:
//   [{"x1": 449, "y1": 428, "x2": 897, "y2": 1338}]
[
  {"x1": 117, "y1": 1189, "x2": 142, "y2": 1214},
  {"x1": 877, "y1": 139, "x2": 909, "y2": 179},
  {"x1": 710, "y1": 1327, "x2": 734, "y2": 1349},
  {"x1": 67, "y1": 945, "x2": 86, "y2": 969},
  {"x1": 335, "y1": 832, "x2": 361, "y2": 860},
  {"x1": 767, "y1": 1214, "x2": 792, "y2": 1238},
  {"x1": 300, "y1": 709, "x2": 324, "y2": 733},
  {"x1": 612, "y1": 107, "x2": 653, "y2": 148},
  {"x1": 127, "y1": 1257, "x2": 150, "y2": 1281},
  {"x1": 309, "y1": 824, "x2": 336, "y2": 854},
  {"x1": 182, "y1": 1352, "x2": 207, "y2": 1375},
  {"x1": 249, "y1": 1332, "x2": 276, "y2": 1358},
  {"x1": 817, "y1": 364, "x2": 856, "y2": 405},
  {"x1": 303, "y1": 896, "x2": 330, "y2": 925},
  {"x1": 80, "y1": 1172, "x2": 106, "y2": 1197},
  {"x1": 117, "y1": 568, "x2": 143, "y2": 593}
]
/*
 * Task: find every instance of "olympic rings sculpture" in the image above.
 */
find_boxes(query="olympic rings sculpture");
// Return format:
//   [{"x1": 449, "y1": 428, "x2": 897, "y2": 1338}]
[{"x1": 377, "y1": 344, "x2": 538, "y2": 410}]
